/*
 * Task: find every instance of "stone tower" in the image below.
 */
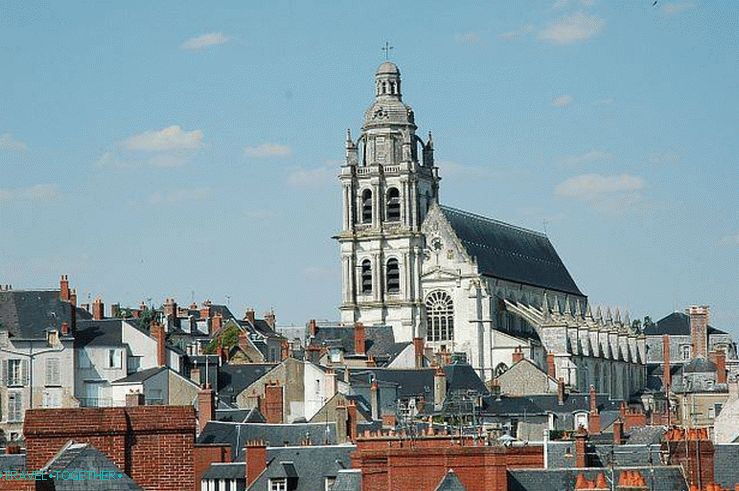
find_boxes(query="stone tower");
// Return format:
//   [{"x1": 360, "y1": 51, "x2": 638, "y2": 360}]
[{"x1": 337, "y1": 62, "x2": 439, "y2": 340}]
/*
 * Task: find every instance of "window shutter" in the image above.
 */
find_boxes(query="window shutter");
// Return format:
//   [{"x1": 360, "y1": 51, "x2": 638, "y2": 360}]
[
  {"x1": 45, "y1": 359, "x2": 52, "y2": 385},
  {"x1": 0, "y1": 359, "x2": 5, "y2": 385},
  {"x1": 21, "y1": 360, "x2": 29, "y2": 386},
  {"x1": 54, "y1": 359, "x2": 60, "y2": 385}
]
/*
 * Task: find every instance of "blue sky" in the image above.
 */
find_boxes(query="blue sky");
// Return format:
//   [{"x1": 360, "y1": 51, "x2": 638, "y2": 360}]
[{"x1": 1, "y1": 1, "x2": 737, "y2": 335}]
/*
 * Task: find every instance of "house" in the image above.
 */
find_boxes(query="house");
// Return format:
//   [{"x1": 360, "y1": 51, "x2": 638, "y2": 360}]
[
  {"x1": 0, "y1": 278, "x2": 88, "y2": 442},
  {"x1": 110, "y1": 366, "x2": 200, "y2": 406}
]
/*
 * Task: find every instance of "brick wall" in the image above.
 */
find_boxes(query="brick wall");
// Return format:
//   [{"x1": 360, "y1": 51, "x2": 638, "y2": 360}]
[
  {"x1": 193, "y1": 443, "x2": 231, "y2": 491},
  {"x1": 23, "y1": 406, "x2": 196, "y2": 491},
  {"x1": 352, "y1": 434, "x2": 543, "y2": 491}
]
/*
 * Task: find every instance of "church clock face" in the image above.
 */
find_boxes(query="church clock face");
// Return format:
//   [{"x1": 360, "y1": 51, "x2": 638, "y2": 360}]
[{"x1": 431, "y1": 238, "x2": 443, "y2": 252}]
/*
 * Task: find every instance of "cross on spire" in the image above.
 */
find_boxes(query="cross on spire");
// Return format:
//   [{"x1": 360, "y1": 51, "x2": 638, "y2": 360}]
[{"x1": 381, "y1": 41, "x2": 394, "y2": 60}]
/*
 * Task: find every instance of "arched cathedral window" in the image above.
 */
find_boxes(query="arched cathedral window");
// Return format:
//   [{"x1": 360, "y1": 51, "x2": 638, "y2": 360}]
[
  {"x1": 426, "y1": 291, "x2": 454, "y2": 342},
  {"x1": 386, "y1": 187, "x2": 401, "y2": 222},
  {"x1": 361, "y1": 260, "x2": 372, "y2": 294},
  {"x1": 361, "y1": 189, "x2": 372, "y2": 224},
  {"x1": 386, "y1": 258, "x2": 400, "y2": 293}
]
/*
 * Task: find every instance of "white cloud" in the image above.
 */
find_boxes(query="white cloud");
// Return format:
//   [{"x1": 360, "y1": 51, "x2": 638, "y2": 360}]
[
  {"x1": 123, "y1": 125, "x2": 203, "y2": 152},
  {"x1": 0, "y1": 184, "x2": 59, "y2": 203},
  {"x1": 555, "y1": 173, "x2": 645, "y2": 211},
  {"x1": 455, "y1": 32, "x2": 481, "y2": 45},
  {"x1": 286, "y1": 164, "x2": 334, "y2": 187},
  {"x1": 561, "y1": 150, "x2": 613, "y2": 166},
  {"x1": 0, "y1": 133, "x2": 27, "y2": 152},
  {"x1": 539, "y1": 12, "x2": 605, "y2": 45},
  {"x1": 181, "y1": 32, "x2": 229, "y2": 50},
  {"x1": 244, "y1": 143, "x2": 292, "y2": 159},
  {"x1": 552, "y1": 94, "x2": 574, "y2": 107},
  {"x1": 498, "y1": 24, "x2": 534, "y2": 40},
  {"x1": 147, "y1": 187, "x2": 211, "y2": 205},
  {"x1": 661, "y1": 1, "x2": 694, "y2": 15}
]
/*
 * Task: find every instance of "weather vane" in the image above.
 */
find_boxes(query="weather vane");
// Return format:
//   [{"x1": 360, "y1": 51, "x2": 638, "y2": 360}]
[{"x1": 381, "y1": 41, "x2": 394, "y2": 60}]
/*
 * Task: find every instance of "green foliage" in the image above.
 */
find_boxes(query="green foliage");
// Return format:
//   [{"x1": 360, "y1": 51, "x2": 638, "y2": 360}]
[{"x1": 205, "y1": 323, "x2": 240, "y2": 353}]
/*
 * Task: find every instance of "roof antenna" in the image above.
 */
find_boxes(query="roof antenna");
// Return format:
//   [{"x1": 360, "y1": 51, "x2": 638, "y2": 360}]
[{"x1": 542, "y1": 219, "x2": 549, "y2": 236}]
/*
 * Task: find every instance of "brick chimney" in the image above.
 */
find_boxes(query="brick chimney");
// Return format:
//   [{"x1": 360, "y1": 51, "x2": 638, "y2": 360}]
[
  {"x1": 575, "y1": 429, "x2": 588, "y2": 468},
  {"x1": 346, "y1": 400, "x2": 358, "y2": 442},
  {"x1": 150, "y1": 321, "x2": 166, "y2": 367},
  {"x1": 280, "y1": 339, "x2": 290, "y2": 360},
  {"x1": 238, "y1": 330, "x2": 249, "y2": 353},
  {"x1": 92, "y1": 297, "x2": 104, "y2": 321},
  {"x1": 589, "y1": 385, "x2": 601, "y2": 434},
  {"x1": 110, "y1": 303, "x2": 121, "y2": 318},
  {"x1": 325, "y1": 368, "x2": 337, "y2": 401},
  {"x1": 547, "y1": 352, "x2": 557, "y2": 379},
  {"x1": 688, "y1": 305, "x2": 709, "y2": 359},
  {"x1": 245, "y1": 308, "x2": 256, "y2": 325},
  {"x1": 512, "y1": 345, "x2": 524, "y2": 364},
  {"x1": 370, "y1": 380, "x2": 379, "y2": 421},
  {"x1": 354, "y1": 322, "x2": 366, "y2": 355},
  {"x1": 308, "y1": 319, "x2": 318, "y2": 337},
  {"x1": 190, "y1": 367, "x2": 201, "y2": 386},
  {"x1": 244, "y1": 440, "x2": 267, "y2": 488},
  {"x1": 125, "y1": 391, "x2": 145, "y2": 407},
  {"x1": 613, "y1": 418, "x2": 624, "y2": 445},
  {"x1": 434, "y1": 366, "x2": 446, "y2": 411},
  {"x1": 662, "y1": 335, "x2": 671, "y2": 391},
  {"x1": 61, "y1": 322, "x2": 70, "y2": 337},
  {"x1": 163, "y1": 298, "x2": 177, "y2": 319},
  {"x1": 263, "y1": 381, "x2": 284, "y2": 424},
  {"x1": 557, "y1": 377, "x2": 566, "y2": 406},
  {"x1": 59, "y1": 275, "x2": 70, "y2": 302},
  {"x1": 413, "y1": 337, "x2": 425, "y2": 369},
  {"x1": 5, "y1": 443, "x2": 21, "y2": 455},
  {"x1": 264, "y1": 310, "x2": 276, "y2": 328},
  {"x1": 199, "y1": 302, "x2": 211, "y2": 320},
  {"x1": 198, "y1": 384, "x2": 215, "y2": 434},
  {"x1": 211, "y1": 312, "x2": 223, "y2": 334},
  {"x1": 709, "y1": 350, "x2": 727, "y2": 384}
]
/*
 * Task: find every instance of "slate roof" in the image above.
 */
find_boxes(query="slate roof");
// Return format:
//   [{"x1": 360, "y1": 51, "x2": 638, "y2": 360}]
[
  {"x1": 309, "y1": 324, "x2": 398, "y2": 360},
  {"x1": 444, "y1": 363, "x2": 490, "y2": 396},
  {"x1": 112, "y1": 367, "x2": 166, "y2": 384},
  {"x1": 197, "y1": 422, "x2": 338, "y2": 459},
  {"x1": 644, "y1": 311, "x2": 726, "y2": 336},
  {"x1": 0, "y1": 453, "x2": 25, "y2": 472},
  {"x1": 480, "y1": 393, "x2": 623, "y2": 420},
  {"x1": 202, "y1": 462, "x2": 245, "y2": 480},
  {"x1": 434, "y1": 469, "x2": 467, "y2": 490},
  {"x1": 0, "y1": 289, "x2": 87, "y2": 339},
  {"x1": 41, "y1": 441, "x2": 142, "y2": 490},
  {"x1": 682, "y1": 357, "x2": 717, "y2": 373},
  {"x1": 74, "y1": 319, "x2": 127, "y2": 347},
  {"x1": 714, "y1": 444, "x2": 739, "y2": 489},
  {"x1": 331, "y1": 469, "x2": 362, "y2": 491},
  {"x1": 247, "y1": 445, "x2": 354, "y2": 491},
  {"x1": 508, "y1": 467, "x2": 687, "y2": 491},
  {"x1": 215, "y1": 407, "x2": 266, "y2": 423},
  {"x1": 216, "y1": 363, "x2": 277, "y2": 399},
  {"x1": 438, "y1": 205, "x2": 583, "y2": 296}
]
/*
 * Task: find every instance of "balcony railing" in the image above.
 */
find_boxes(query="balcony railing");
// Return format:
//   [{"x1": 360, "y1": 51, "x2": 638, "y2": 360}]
[{"x1": 79, "y1": 397, "x2": 114, "y2": 407}]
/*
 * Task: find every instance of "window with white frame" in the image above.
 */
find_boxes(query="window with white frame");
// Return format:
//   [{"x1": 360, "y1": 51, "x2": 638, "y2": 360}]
[
  {"x1": 6, "y1": 359, "x2": 25, "y2": 386},
  {"x1": 43, "y1": 389, "x2": 61, "y2": 408},
  {"x1": 269, "y1": 478, "x2": 287, "y2": 491},
  {"x1": 426, "y1": 291, "x2": 454, "y2": 342},
  {"x1": 680, "y1": 345, "x2": 691, "y2": 360},
  {"x1": 45, "y1": 357, "x2": 61, "y2": 386},
  {"x1": 7, "y1": 392, "x2": 22, "y2": 422},
  {"x1": 107, "y1": 349, "x2": 122, "y2": 369}
]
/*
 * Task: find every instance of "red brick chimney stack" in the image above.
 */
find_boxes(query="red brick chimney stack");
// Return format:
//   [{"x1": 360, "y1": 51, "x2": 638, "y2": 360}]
[
  {"x1": 613, "y1": 419, "x2": 624, "y2": 445},
  {"x1": 413, "y1": 337, "x2": 424, "y2": 369},
  {"x1": 61, "y1": 322, "x2": 69, "y2": 336},
  {"x1": 346, "y1": 400, "x2": 358, "y2": 442},
  {"x1": 308, "y1": 319, "x2": 318, "y2": 337},
  {"x1": 199, "y1": 301, "x2": 212, "y2": 320},
  {"x1": 263, "y1": 381, "x2": 284, "y2": 424},
  {"x1": 150, "y1": 321, "x2": 166, "y2": 367},
  {"x1": 709, "y1": 350, "x2": 727, "y2": 384},
  {"x1": 557, "y1": 377, "x2": 566, "y2": 406},
  {"x1": 354, "y1": 322, "x2": 366, "y2": 355},
  {"x1": 197, "y1": 384, "x2": 215, "y2": 434},
  {"x1": 125, "y1": 390, "x2": 145, "y2": 407},
  {"x1": 163, "y1": 298, "x2": 177, "y2": 320},
  {"x1": 245, "y1": 308, "x2": 256, "y2": 325},
  {"x1": 211, "y1": 312, "x2": 223, "y2": 334},
  {"x1": 264, "y1": 310, "x2": 276, "y2": 328},
  {"x1": 280, "y1": 339, "x2": 290, "y2": 361},
  {"x1": 59, "y1": 275, "x2": 70, "y2": 302},
  {"x1": 575, "y1": 429, "x2": 588, "y2": 468},
  {"x1": 92, "y1": 297, "x2": 104, "y2": 321},
  {"x1": 238, "y1": 330, "x2": 249, "y2": 353},
  {"x1": 688, "y1": 305, "x2": 709, "y2": 359},
  {"x1": 662, "y1": 335, "x2": 671, "y2": 391},
  {"x1": 512, "y1": 346, "x2": 524, "y2": 364},
  {"x1": 244, "y1": 440, "x2": 267, "y2": 488},
  {"x1": 589, "y1": 385, "x2": 601, "y2": 434},
  {"x1": 370, "y1": 380, "x2": 379, "y2": 421},
  {"x1": 547, "y1": 353, "x2": 557, "y2": 379}
]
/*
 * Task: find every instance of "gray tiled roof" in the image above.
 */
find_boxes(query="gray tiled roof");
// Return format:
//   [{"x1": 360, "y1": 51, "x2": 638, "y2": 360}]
[
  {"x1": 714, "y1": 444, "x2": 739, "y2": 489},
  {"x1": 247, "y1": 445, "x2": 355, "y2": 491},
  {"x1": 112, "y1": 366, "x2": 166, "y2": 384},
  {"x1": 202, "y1": 462, "x2": 245, "y2": 480},
  {"x1": 331, "y1": 469, "x2": 362, "y2": 491},
  {"x1": 508, "y1": 466, "x2": 687, "y2": 491},
  {"x1": 216, "y1": 363, "x2": 277, "y2": 400},
  {"x1": 215, "y1": 407, "x2": 266, "y2": 423},
  {"x1": 74, "y1": 319, "x2": 126, "y2": 347},
  {"x1": 41, "y1": 441, "x2": 142, "y2": 490},
  {"x1": 197, "y1": 422, "x2": 338, "y2": 459},
  {"x1": 439, "y1": 205, "x2": 583, "y2": 296},
  {"x1": 0, "y1": 290, "x2": 88, "y2": 339},
  {"x1": 434, "y1": 469, "x2": 467, "y2": 490},
  {"x1": 309, "y1": 324, "x2": 398, "y2": 360},
  {"x1": 644, "y1": 311, "x2": 726, "y2": 336}
]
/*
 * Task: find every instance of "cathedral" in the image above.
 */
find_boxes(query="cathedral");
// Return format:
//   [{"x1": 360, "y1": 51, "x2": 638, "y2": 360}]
[{"x1": 336, "y1": 62, "x2": 645, "y2": 399}]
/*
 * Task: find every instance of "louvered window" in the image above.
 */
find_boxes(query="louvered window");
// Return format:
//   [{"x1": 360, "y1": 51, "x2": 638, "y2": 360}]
[
  {"x1": 386, "y1": 259, "x2": 400, "y2": 293},
  {"x1": 361, "y1": 260, "x2": 372, "y2": 294}
]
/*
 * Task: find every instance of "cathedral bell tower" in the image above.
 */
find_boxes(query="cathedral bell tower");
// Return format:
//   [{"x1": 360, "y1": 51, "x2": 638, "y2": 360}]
[{"x1": 336, "y1": 62, "x2": 440, "y2": 341}]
